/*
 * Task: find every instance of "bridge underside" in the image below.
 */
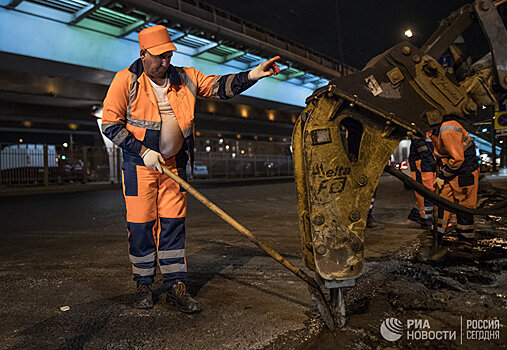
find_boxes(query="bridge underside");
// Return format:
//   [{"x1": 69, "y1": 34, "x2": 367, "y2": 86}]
[{"x1": 0, "y1": 2, "x2": 330, "y2": 147}]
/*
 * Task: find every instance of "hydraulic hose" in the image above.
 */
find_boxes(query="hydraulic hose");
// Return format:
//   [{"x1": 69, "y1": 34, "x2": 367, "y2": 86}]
[{"x1": 384, "y1": 165, "x2": 507, "y2": 217}]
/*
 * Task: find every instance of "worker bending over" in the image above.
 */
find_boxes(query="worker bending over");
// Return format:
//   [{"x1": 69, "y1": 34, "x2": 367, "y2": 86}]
[{"x1": 429, "y1": 116, "x2": 479, "y2": 246}]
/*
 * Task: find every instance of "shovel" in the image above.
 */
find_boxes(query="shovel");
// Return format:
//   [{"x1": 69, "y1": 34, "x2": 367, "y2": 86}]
[
  {"x1": 419, "y1": 180, "x2": 449, "y2": 261},
  {"x1": 160, "y1": 164, "x2": 338, "y2": 330}
]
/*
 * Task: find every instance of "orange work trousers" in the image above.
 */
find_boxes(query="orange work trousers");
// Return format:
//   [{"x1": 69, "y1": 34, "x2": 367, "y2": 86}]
[
  {"x1": 411, "y1": 159, "x2": 436, "y2": 223},
  {"x1": 436, "y1": 168, "x2": 479, "y2": 239},
  {"x1": 122, "y1": 157, "x2": 188, "y2": 286}
]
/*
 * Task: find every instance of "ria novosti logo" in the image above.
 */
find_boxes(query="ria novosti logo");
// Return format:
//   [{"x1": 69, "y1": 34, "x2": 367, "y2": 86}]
[
  {"x1": 380, "y1": 318, "x2": 404, "y2": 341},
  {"x1": 378, "y1": 317, "x2": 497, "y2": 343}
]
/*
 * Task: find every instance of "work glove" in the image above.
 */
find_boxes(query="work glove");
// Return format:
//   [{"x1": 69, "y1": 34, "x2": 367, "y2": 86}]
[
  {"x1": 141, "y1": 148, "x2": 164, "y2": 174},
  {"x1": 433, "y1": 177, "x2": 445, "y2": 192},
  {"x1": 248, "y1": 56, "x2": 281, "y2": 81}
]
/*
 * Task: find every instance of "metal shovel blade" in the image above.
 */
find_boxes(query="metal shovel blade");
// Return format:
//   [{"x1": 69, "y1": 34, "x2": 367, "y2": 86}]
[{"x1": 418, "y1": 244, "x2": 449, "y2": 261}]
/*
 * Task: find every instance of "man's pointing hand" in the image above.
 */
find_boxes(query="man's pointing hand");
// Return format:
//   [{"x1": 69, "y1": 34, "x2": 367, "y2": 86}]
[{"x1": 248, "y1": 56, "x2": 281, "y2": 81}]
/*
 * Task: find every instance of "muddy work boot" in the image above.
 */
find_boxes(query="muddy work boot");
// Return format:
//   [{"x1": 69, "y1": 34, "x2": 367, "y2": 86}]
[
  {"x1": 456, "y1": 233, "x2": 476, "y2": 250},
  {"x1": 408, "y1": 208, "x2": 431, "y2": 228},
  {"x1": 167, "y1": 281, "x2": 202, "y2": 314},
  {"x1": 408, "y1": 207, "x2": 422, "y2": 222},
  {"x1": 133, "y1": 284, "x2": 153, "y2": 309}
]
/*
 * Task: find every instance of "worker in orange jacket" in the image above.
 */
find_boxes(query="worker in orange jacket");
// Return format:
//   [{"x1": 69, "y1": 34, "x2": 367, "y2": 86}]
[
  {"x1": 408, "y1": 133, "x2": 436, "y2": 228},
  {"x1": 429, "y1": 117, "x2": 480, "y2": 246},
  {"x1": 102, "y1": 25, "x2": 280, "y2": 312}
]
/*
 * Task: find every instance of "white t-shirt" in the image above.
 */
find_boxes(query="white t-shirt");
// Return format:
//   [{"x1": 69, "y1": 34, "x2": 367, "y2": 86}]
[{"x1": 148, "y1": 77, "x2": 184, "y2": 158}]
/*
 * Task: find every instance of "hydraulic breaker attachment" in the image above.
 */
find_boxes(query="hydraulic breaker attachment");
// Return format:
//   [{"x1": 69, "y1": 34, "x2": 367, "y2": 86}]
[
  {"x1": 292, "y1": 74, "x2": 407, "y2": 327},
  {"x1": 292, "y1": 91, "x2": 403, "y2": 281}
]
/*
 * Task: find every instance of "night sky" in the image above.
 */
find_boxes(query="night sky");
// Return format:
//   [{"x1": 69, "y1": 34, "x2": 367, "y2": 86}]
[{"x1": 202, "y1": 0, "x2": 499, "y2": 69}]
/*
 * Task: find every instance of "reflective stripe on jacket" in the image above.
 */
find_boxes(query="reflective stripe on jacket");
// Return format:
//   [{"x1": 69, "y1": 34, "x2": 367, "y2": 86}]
[
  {"x1": 430, "y1": 120, "x2": 478, "y2": 179},
  {"x1": 102, "y1": 58, "x2": 256, "y2": 165},
  {"x1": 408, "y1": 133, "x2": 435, "y2": 173}
]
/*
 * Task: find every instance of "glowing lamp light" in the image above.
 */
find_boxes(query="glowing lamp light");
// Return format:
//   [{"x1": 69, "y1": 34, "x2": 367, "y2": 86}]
[
  {"x1": 240, "y1": 106, "x2": 248, "y2": 118},
  {"x1": 482, "y1": 128, "x2": 488, "y2": 132},
  {"x1": 23, "y1": 121, "x2": 32, "y2": 127},
  {"x1": 63, "y1": 142, "x2": 68, "y2": 148},
  {"x1": 404, "y1": 29, "x2": 413, "y2": 38}
]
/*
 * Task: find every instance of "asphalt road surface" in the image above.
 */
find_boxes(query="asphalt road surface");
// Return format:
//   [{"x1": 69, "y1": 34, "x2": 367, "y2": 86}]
[{"x1": 0, "y1": 174, "x2": 505, "y2": 349}]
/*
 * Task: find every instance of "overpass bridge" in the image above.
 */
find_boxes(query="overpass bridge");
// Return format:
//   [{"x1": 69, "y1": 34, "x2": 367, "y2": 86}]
[
  {"x1": 0, "y1": 0, "x2": 356, "y2": 147},
  {"x1": 0, "y1": 0, "x2": 499, "y2": 190}
]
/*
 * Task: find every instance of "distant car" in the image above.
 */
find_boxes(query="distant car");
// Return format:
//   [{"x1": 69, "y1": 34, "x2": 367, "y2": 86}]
[
  {"x1": 187, "y1": 161, "x2": 208, "y2": 179},
  {"x1": 193, "y1": 162, "x2": 208, "y2": 177}
]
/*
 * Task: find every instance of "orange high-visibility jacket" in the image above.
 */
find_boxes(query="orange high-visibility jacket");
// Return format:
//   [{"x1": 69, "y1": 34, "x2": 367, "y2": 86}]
[
  {"x1": 429, "y1": 120, "x2": 479, "y2": 179},
  {"x1": 102, "y1": 59, "x2": 256, "y2": 165}
]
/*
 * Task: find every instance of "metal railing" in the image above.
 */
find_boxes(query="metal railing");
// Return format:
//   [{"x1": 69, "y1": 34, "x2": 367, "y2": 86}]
[
  {"x1": 0, "y1": 144, "x2": 121, "y2": 188},
  {"x1": 0, "y1": 144, "x2": 293, "y2": 190},
  {"x1": 191, "y1": 151, "x2": 293, "y2": 180}
]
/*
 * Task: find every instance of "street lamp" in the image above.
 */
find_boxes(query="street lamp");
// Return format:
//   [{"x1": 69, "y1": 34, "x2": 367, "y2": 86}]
[{"x1": 404, "y1": 29, "x2": 413, "y2": 38}]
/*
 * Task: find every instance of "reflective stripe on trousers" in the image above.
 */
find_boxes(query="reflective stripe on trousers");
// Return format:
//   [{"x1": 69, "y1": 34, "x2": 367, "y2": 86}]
[
  {"x1": 123, "y1": 158, "x2": 188, "y2": 285},
  {"x1": 411, "y1": 168, "x2": 435, "y2": 221},
  {"x1": 435, "y1": 169, "x2": 479, "y2": 236}
]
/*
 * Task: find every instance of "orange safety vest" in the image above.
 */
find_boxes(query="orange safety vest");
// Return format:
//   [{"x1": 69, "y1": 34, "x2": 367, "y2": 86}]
[
  {"x1": 102, "y1": 58, "x2": 255, "y2": 166},
  {"x1": 429, "y1": 120, "x2": 478, "y2": 179}
]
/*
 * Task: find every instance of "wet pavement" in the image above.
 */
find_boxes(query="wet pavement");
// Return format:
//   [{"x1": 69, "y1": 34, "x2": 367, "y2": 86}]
[{"x1": 0, "y1": 174, "x2": 505, "y2": 349}]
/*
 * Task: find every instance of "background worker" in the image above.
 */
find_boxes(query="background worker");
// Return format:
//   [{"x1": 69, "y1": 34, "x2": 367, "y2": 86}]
[
  {"x1": 102, "y1": 25, "x2": 280, "y2": 313},
  {"x1": 407, "y1": 133, "x2": 436, "y2": 228},
  {"x1": 429, "y1": 116, "x2": 480, "y2": 246}
]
